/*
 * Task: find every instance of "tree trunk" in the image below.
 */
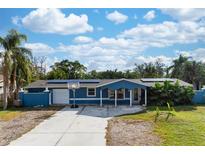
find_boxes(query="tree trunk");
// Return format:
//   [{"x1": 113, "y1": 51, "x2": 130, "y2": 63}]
[
  {"x1": 3, "y1": 62, "x2": 9, "y2": 110},
  {"x1": 11, "y1": 62, "x2": 17, "y2": 104}
]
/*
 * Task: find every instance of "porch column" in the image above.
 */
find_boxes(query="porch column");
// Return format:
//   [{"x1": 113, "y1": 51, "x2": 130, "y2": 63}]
[
  {"x1": 129, "y1": 90, "x2": 132, "y2": 107},
  {"x1": 100, "y1": 89, "x2": 103, "y2": 107},
  {"x1": 115, "y1": 89, "x2": 117, "y2": 107},
  {"x1": 144, "y1": 88, "x2": 147, "y2": 106},
  {"x1": 138, "y1": 88, "x2": 141, "y2": 102}
]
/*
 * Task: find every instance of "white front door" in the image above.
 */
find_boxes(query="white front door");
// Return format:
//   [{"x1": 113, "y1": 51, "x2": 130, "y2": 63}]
[{"x1": 53, "y1": 89, "x2": 69, "y2": 104}]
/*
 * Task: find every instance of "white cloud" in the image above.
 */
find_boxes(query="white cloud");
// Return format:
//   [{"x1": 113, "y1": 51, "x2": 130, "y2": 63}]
[
  {"x1": 176, "y1": 48, "x2": 205, "y2": 63},
  {"x1": 24, "y1": 43, "x2": 54, "y2": 55},
  {"x1": 18, "y1": 8, "x2": 93, "y2": 35},
  {"x1": 21, "y1": 14, "x2": 205, "y2": 71},
  {"x1": 135, "y1": 55, "x2": 173, "y2": 66},
  {"x1": 119, "y1": 21, "x2": 205, "y2": 48},
  {"x1": 106, "y1": 10, "x2": 128, "y2": 24},
  {"x1": 143, "y1": 10, "x2": 156, "y2": 21},
  {"x1": 45, "y1": 56, "x2": 60, "y2": 72},
  {"x1": 73, "y1": 36, "x2": 93, "y2": 43},
  {"x1": 11, "y1": 16, "x2": 21, "y2": 26},
  {"x1": 161, "y1": 8, "x2": 205, "y2": 21}
]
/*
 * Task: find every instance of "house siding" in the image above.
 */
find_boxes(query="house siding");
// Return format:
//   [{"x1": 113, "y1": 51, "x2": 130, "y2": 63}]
[{"x1": 23, "y1": 79, "x2": 148, "y2": 107}]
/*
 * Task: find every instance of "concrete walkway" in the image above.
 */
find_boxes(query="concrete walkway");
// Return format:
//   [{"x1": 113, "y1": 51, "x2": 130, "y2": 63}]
[{"x1": 9, "y1": 105, "x2": 143, "y2": 146}]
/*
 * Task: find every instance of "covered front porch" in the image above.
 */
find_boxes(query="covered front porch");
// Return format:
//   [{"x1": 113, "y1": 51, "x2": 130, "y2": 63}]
[{"x1": 97, "y1": 79, "x2": 148, "y2": 107}]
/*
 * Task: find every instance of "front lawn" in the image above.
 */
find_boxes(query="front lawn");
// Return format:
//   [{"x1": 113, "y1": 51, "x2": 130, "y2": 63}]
[{"x1": 121, "y1": 105, "x2": 205, "y2": 146}]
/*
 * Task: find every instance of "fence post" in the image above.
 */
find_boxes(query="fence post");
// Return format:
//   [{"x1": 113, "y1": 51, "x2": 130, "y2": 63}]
[
  {"x1": 19, "y1": 89, "x2": 24, "y2": 106},
  {"x1": 44, "y1": 87, "x2": 50, "y2": 107}
]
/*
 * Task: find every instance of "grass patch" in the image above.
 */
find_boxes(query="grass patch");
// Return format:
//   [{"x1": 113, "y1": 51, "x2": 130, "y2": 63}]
[
  {"x1": 0, "y1": 110, "x2": 22, "y2": 121},
  {"x1": 121, "y1": 105, "x2": 205, "y2": 146},
  {"x1": 0, "y1": 106, "x2": 62, "y2": 121}
]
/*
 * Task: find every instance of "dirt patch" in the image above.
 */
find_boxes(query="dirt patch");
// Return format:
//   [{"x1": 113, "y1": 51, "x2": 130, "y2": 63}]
[
  {"x1": 0, "y1": 106, "x2": 62, "y2": 145},
  {"x1": 106, "y1": 118, "x2": 161, "y2": 146}
]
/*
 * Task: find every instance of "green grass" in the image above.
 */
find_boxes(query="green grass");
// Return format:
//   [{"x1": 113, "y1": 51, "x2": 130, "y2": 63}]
[
  {"x1": 0, "y1": 108, "x2": 23, "y2": 121},
  {"x1": 0, "y1": 106, "x2": 62, "y2": 121},
  {"x1": 121, "y1": 105, "x2": 205, "y2": 146}
]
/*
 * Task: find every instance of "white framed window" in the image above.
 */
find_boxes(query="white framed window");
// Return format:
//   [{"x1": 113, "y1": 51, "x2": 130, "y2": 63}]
[
  {"x1": 87, "y1": 88, "x2": 96, "y2": 97},
  {"x1": 108, "y1": 89, "x2": 125, "y2": 99},
  {"x1": 117, "y1": 88, "x2": 124, "y2": 99},
  {"x1": 108, "y1": 89, "x2": 115, "y2": 99}
]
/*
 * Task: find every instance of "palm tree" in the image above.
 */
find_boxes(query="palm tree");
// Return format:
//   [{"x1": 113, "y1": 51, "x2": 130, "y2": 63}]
[
  {"x1": 0, "y1": 35, "x2": 13, "y2": 109},
  {"x1": 0, "y1": 29, "x2": 32, "y2": 109},
  {"x1": 11, "y1": 47, "x2": 32, "y2": 102},
  {"x1": 170, "y1": 55, "x2": 188, "y2": 78}
]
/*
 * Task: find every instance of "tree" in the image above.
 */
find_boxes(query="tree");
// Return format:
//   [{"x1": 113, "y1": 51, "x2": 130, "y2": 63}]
[
  {"x1": 170, "y1": 55, "x2": 188, "y2": 79},
  {"x1": 31, "y1": 56, "x2": 47, "y2": 80},
  {"x1": 169, "y1": 55, "x2": 205, "y2": 89},
  {"x1": 149, "y1": 81, "x2": 194, "y2": 106},
  {"x1": 134, "y1": 60, "x2": 165, "y2": 78},
  {"x1": 183, "y1": 61, "x2": 205, "y2": 89},
  {"x1": 47, "y1": 60, "x2": 87, "y2": 79},
  {"x1": 0, "y1": 29, "x2": 32, "y2": 109}
]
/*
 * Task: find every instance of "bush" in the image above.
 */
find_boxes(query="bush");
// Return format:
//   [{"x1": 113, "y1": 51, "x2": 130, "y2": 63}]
[{"x1": 149, "y1": 80, "x2": 194, "y2": 106}]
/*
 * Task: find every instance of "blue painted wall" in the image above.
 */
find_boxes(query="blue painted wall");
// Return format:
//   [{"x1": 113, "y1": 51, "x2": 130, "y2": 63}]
[
  {"x1": 19, "y1": 92, "x2": 50, "y2": 107},
  {"x1": 68, "y1": 87, "x2": 131, "y2": 99},
  {"x1": 24, "y1": 80, "x2": 146, "y2": 106},
  {"x1": 192, "y1": 90, "x2": 205, "y2": 104}
]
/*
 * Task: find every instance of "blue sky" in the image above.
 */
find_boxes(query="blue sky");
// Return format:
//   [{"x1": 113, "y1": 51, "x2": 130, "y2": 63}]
[{"x1": 0, "y1": 8, "x2": 205, "y2": 71}]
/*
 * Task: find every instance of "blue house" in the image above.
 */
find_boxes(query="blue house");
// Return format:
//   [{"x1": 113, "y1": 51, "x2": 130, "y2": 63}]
[{"x1": 19, "y1": 78, "x2": 192, "y2": 107}]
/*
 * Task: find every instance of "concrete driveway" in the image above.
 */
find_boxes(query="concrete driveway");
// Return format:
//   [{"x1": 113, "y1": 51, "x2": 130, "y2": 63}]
[{"x1": 9, "y1": 105, "x2": 143, "y2": 146}]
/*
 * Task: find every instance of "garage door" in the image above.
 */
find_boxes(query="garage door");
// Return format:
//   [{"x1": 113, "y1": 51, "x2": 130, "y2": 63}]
[{"x1": 53, "y1": 89, "x2": 69, "y2": 104}]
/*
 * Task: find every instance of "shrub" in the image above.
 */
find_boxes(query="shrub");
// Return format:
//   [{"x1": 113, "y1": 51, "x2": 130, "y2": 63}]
[
  {"x1": 149, "y1": 80, "x2": 194, "y2": 106},
  {"x1": 154, "y1": 102, "x2": 176, "y2": 122}
]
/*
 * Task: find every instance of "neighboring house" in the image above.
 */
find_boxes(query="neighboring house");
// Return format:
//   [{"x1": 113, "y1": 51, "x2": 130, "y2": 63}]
[
  {"x1": 19, "y1": 78, "x2": 192, "y2": 107},
  {"x1": 0, "y1": 75, "x2": 3, "y2": 101}
]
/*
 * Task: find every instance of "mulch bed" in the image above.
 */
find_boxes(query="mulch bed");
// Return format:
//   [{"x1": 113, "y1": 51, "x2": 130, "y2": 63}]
[
  {"x1": 0, "y1": 106, "x2": 63, "y2": 146},
  {"x1": 106, "y1": 118, "x2": 161, "y2": 146}
]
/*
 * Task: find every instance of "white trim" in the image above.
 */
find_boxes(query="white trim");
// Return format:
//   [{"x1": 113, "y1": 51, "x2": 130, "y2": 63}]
[
  {"x1": 87, "y1": 87, "x2": 96, "y2": 97},
  {"x1": 145, "y1": 88, "x2": 147, "y2": 106},
  {"x1": 69, "y1": 97, "x2": 130, "y2": 100},
  {"x1": 96, "y1": 78, "x2": 127, "y2": 88},
  {"x1": 123, "y1": 88, "x2": 125, "y2": 99},
  {"x1": 49, "y1": 93, "x2": 51, "y2": 105},
  {"x1": 100, "y1": 89, "x2": 102, "y2": 107},
  {"x1": 115, "y1": 90, "x2": 117, "y2": 107},
  {"x1": 130, "y1": 90, "x2": 132, "y2": 107},
  {"x1": 138, "y1": 88, "x2": 141, "y2": 102}
]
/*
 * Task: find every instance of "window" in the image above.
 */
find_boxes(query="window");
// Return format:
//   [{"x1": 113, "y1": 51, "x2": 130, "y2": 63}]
[
  {"x1": 87, "y1": 88, "x2": 96, "y2": 96},
  {"x1": 117, "y1": 89, "x2": 124, "y2": 99},
  {"x1": 108, "y1": 89, "x2": 124, "y2": 99},
  {"x1": 108, "y1": 90, "x2": 115, "y2": 99}
]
